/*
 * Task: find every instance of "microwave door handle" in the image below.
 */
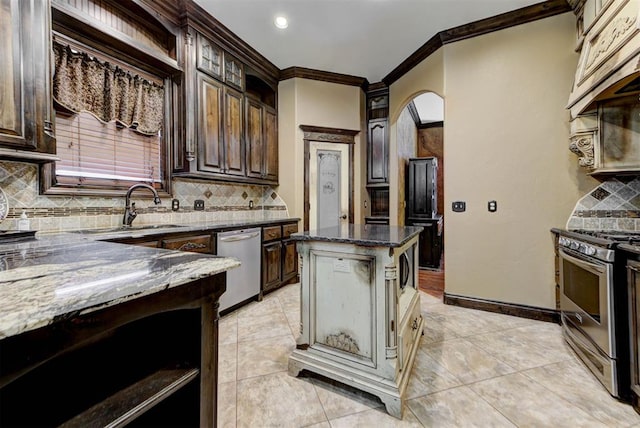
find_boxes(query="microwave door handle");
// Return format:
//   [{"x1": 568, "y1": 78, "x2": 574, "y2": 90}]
[{"x1": 559, "y1": 248, "x2": 606, "y2": 275}]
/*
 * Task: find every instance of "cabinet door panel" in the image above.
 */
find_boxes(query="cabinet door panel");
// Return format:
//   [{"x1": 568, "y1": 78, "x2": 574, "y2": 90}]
[
  {"x1": 0, "y1": 0, "x2": 52, "y2": 152},
  {"x1": 264, "y1": 107, "x2": 278, "y2": 182},
  {"x1": 223, "y1": 87, "x2": 245, "y2": 176},
  {"x1": 367, "y1": 119, "x2": 388, "y2": 184},
  {"x1": 282, "y1": 240, "x2": 297, "y2": 282},
  {"x1": 263, "y1": 241, "x2": 282, "y2": 291},
  {"x1": 245, "y1": 98, "x2": 263, "y2": 179},
  {"x1": 197, "y1": 74, "x2": 224, "y2": 174}
]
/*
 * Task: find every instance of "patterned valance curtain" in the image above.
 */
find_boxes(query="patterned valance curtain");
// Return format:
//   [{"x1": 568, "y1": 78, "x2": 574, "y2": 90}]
[{"x1": 52, "y1": 41, "x2": 164, "y2": 135}]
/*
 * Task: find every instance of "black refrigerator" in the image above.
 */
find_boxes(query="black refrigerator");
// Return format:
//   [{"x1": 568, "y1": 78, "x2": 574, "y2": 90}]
[{"x1": 406, "y1": 157, "x2": 442, "y2": 269}]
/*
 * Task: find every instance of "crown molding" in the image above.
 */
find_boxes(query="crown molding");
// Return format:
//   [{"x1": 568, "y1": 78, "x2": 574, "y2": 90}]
[
  {"x1": 280, "y1": 66, "x2": 368, "y2": 89},
  {"x1": 383, "y1": 0, "x2": 572, "y2": 86}
]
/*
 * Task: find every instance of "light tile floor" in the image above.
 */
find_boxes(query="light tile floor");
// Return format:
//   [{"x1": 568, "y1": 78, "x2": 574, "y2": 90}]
[{"x1": 217, "y1": 283, "x2": 640, "y2": 427}]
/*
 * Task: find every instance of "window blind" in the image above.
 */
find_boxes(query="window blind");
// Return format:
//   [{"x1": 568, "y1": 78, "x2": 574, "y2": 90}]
[{"x1": 55, "y1": 111, "x2": 161, "y2": 185}]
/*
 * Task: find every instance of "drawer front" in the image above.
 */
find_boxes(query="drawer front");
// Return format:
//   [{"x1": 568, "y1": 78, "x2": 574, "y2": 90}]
[
  {"x1": 162, "y1": 234, "x2": 213, "y2": 253},
  {"x1": 263, "y1": 225, "x2": 282, "y2": 242},
  {"x1": 282, "y1": 223, "x2": 298, "y2": 239},
  {"x1": 398, "y1": 300, "x2": 422, "y2": 371}
]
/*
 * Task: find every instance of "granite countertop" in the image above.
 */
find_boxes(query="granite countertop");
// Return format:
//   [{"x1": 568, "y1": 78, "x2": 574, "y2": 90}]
[
  {"x1": 291, "y1": 224, "x2": 423, "y2": 247},
  {"x1": 0, "y1": 235, "x2": 240, "y2": 340},
  {"x1": 54, "y1": 217, "x2": 301, "y2": 241}
]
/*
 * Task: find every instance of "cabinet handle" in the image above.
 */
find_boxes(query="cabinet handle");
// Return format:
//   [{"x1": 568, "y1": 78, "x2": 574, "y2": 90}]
[{"x1": 412, "y1": 318, "x2": 418, "y2": 330}]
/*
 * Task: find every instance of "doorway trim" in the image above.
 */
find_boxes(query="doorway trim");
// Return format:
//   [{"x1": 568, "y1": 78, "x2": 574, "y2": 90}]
[{"x1": 300, "y1": 125, "x2": 359, "y2": 231}]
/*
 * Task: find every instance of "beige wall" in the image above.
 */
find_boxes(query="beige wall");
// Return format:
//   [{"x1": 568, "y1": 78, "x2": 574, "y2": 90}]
[
  {"x1": 390, "y1": 13, "x2": 598, "y2": 309},
  {"x1": 389, "y1": 49, "x2": 444, "y2": 225},
  {"x1": 277, "y1": 78, "x2": 365, "y2": 228}
]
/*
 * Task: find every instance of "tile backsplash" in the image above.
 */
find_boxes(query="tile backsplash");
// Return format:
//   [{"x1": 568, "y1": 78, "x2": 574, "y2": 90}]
[
  {"x1": 0, "y1": 160, "x2": 288, "y2": 232},
  {"x1": 567, "y1": 177, "x2": 640, "y2": 231}
]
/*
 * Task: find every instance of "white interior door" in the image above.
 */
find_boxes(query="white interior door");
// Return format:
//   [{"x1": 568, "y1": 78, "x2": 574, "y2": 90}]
[{"x1": 309, "y1": 142, "x2": 349, "y2": 230}]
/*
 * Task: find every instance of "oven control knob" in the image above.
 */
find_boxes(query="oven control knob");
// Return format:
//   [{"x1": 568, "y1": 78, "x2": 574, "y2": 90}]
[
  {"x1": 585, "y1": 246, "x2": 597, "y2": 256},
  {"x1": 570, "y1": 241, "x2": 579, "y2": 250}
]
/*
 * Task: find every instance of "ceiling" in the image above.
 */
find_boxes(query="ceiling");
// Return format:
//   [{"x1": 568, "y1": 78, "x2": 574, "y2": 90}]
[{"x1": 193, "y1": 0, "x2": 544, "y2": 83}]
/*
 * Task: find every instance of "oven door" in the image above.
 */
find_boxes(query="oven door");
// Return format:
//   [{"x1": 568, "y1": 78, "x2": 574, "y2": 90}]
[{"x1": 559, "y1": 247, "x2": 614, "y2": 357}]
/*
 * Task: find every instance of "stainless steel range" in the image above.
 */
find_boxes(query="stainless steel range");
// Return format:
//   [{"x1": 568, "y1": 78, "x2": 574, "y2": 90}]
[{"x1": 556, "y1": 229, "x2": 632, "y2": 400}]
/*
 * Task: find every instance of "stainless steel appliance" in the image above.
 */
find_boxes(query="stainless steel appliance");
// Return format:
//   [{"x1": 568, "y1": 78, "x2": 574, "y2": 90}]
[
  {"x1": 557, "y1": 229, "x2": 631, "y2": 399},
  {"x1": 217, "y1": 228, "x2": 261, "y2": 312}
]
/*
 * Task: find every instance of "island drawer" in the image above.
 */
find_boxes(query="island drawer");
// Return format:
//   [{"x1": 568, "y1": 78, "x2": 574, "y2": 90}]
[
  {"x1": 398, "y1": 299, "x2": 422, "y2": 370},
  {"x1": 263, "y1": 225, "x2": 282, "y2": 242}
]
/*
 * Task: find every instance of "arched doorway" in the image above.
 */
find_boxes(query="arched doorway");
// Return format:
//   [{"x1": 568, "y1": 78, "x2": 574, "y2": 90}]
[{"x1": 396, "y1": 92, "x2": 445, "y2": 298}]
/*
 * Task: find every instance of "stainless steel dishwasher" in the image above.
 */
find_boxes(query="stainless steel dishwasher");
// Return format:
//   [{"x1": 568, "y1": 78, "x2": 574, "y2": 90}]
[{"x1": 217, "y1": 227, "x2": 261, "y2": 312}]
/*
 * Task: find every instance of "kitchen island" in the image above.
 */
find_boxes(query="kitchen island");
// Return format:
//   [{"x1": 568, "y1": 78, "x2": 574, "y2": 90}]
[
  {"x1": 0, "y1": 234, "x2": 239, "y2": 427},
  {"x1": 288, "y1": 224, "x2": 423, "y2": 418}
]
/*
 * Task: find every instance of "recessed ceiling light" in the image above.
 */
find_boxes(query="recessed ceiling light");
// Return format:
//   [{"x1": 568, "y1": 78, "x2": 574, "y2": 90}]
[{"x1": 274, "y1": 16, "x2": 288, "y2": 29}]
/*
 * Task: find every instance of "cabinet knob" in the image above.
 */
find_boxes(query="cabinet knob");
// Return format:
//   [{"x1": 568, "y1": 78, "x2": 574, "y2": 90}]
[{"x1": 340, "y1": 215, "x2": 347, "y2": 220}]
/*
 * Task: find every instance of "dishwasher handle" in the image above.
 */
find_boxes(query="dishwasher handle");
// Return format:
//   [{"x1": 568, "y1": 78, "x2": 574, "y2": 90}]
[{"x1": 218, "y1": 231, "x2": 261, "y2": 242}]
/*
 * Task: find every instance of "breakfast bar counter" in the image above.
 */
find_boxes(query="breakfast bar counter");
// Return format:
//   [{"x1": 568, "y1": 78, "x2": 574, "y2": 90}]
[{"x1": 0, "y1": 235, "x2": 239, "y2": 427}]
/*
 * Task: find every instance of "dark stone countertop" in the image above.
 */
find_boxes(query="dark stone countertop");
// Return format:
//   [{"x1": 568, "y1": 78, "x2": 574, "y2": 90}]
[
  {"x1": 50, "y1": 217, "x2": 301, "y2": 241},
  {"x1": 0, "y1": 235, "x2": 240, "y2": 340},
  {"x1": 291, "y1": 224, "x2": 423, "y2": 247}
]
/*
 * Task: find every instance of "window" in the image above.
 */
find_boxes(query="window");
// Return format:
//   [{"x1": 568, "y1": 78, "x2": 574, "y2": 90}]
[
  {"x1": 41, "y1": 0, "x2": 178, "y2": 197},
  {"x1": 55, "y1": 111, "x2": 161, "y2": 187}
]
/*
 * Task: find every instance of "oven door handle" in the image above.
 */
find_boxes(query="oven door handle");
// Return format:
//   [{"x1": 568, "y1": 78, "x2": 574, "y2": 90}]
[{"x1": 559, "y1": 248, "x2": 606, "y2": 275}]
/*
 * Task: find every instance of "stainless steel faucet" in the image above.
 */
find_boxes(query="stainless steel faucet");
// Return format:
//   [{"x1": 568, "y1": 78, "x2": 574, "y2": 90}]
[{"x1": 123, "y1": 183, "x2": 161, "y2": 226}]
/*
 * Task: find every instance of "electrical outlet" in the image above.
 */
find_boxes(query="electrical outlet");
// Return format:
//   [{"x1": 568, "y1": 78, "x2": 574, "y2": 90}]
[
  {"x1": 488, "y1": 200, "x2": 497, "y2": 212},
  {"x1": 194, "y1": 200, "x2": 205, "y2": 211},
  {"x1": 452, "y1": 201, "x2": 466, "y2": 212},
  {"x1": 171, "y1": 199, "x2": 180, "y2": 211}
]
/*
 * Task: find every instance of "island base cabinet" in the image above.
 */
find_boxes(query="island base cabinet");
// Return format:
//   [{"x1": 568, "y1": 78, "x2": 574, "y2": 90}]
[
  {"x1": 0, "y1": 275, "x2": 225, "y2": 427},
  {"x1": 288, "y1": 236, "x2": 423, "y2": 419}
]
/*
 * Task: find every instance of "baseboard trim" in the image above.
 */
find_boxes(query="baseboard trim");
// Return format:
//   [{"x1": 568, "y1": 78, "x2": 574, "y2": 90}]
[{"x1": 443, "y1": 292, "x2": 560, "y2": 324}]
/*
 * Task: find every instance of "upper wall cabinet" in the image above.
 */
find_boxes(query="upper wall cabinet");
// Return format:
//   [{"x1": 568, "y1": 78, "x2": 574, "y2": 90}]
[
  {"x1": 0, "y1": 0, "x2": 56, "y2": 161},
  {"x1": 176, "y1": 23, "x2": 278, "y2": 186}
]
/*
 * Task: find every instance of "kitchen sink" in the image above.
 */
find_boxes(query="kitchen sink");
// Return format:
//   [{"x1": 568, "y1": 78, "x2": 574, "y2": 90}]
[{"x1": 72, "y1": 224, "x2": 185, "y2": 234}]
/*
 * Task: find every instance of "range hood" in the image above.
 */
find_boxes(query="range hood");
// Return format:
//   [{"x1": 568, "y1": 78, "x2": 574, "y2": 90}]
[
  {"x1": 568, "y1": 0, "x2": 640, "y2": 176},
  {"x1": 568, "y1": 0, "x2": 640, "y2": 118}
]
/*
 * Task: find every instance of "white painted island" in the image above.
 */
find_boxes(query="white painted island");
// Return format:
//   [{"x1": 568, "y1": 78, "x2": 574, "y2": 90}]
[{"x1": 288, "y1": 224, "x2": 424, "y2": 418}]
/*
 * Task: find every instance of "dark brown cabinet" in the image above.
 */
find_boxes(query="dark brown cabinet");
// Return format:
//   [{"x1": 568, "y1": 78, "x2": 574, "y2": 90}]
[
  {"x1": 406, "y1": 157, "x2": 438, "y2": 219},
  {"x1": 367, "y1": 119, "x2": 388, "y2": 184},
  {"x1": 263, "y1": 241, "x2": 282, "y2": 292},
  {"x1": 262, "y1": 222, "x2": 298, "y2": 294},
  {"x1": 197, "y1": 73, "x2": 224, "y2": 174},
  {"x1": 246, "y1": 97, "x2": 278, "y2": 182},
  {"x1": 223, "y1": 86, "x2": 245, "y2": 177},
  {"x1": 406, "y1": 158, "x2": 441, "y2": 269},
  {"x1": 195, "y1": 71, "x2": 245, "y2": 178},
  {"x1": 366, "y1": 86, "x2": 389, "y2": 223},
  {"x1": 628, "y1": 258, "x2": 640, "y2": 411},
  {"x1": 176, "y1": 26, "x2": 278, "y2": 185},
  {"x1": 0, "y1": 0, "x2": 55, "y2": 159},
  {"x1": 411, "y1": 217, "x2": 442, "y2": 269}
]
